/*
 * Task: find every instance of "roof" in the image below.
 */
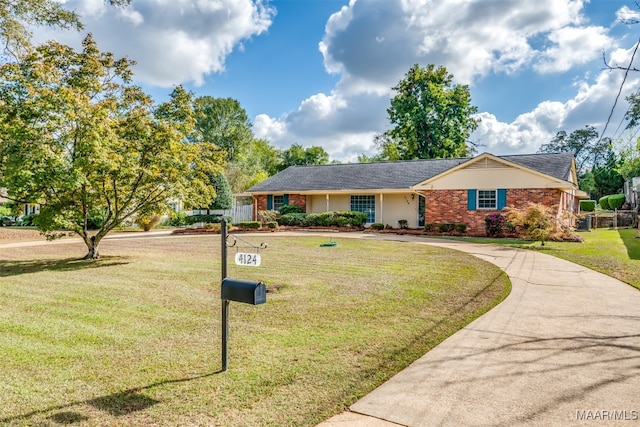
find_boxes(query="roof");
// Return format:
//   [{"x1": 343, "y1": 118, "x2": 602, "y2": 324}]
[{"x1": 246, "y1": 152, "x2": 576, "y2": 193}]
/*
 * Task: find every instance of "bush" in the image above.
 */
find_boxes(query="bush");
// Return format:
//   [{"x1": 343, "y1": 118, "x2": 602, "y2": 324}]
[
  {"x1": 438, "y1": 223, "x2": 455, "y2": 233},
  {"x1": 279, "y1": 204, "x2": 304, "y2": 215},
  {"x1": 278, "y1": 213, "x2": 307, "y2": 226},
  {"x1": 185, "y1": 214, "x2": 225, "y2": 225},
  {"x1": 398, "y1": 219, "x2": 408, "y2": 229},
  {"x1": 608, "y1": 194, "x2": 626, "y2": 210},
  {"x1": 485, "y1": 212, "x2": 507, "y2": 237},
  {"x1": 370, "y1": 223, "x2": 385, "y2": 230},
  {"x1": 266, "y1": 221, "x2": 278, "y2": 229},
  {"x1": 505, "y1": 204, "x2": 556, "y2": 245},
  {"x1": 136, "y1": 214, "x2": 161, "y2": 231},
  {"x1": 599, "y1": 195, "x2": 610, "y2": 210},
  {"x1": 579, "y1": 200, "x2": 596, "y2": 212},
  {"x1": 424, "y1": 223, "x2": 436, "y2": 232},
  {"x1": 258, "y1": 210, "x2": 280, "y2": 224},
  {"x1": 455, "y1": 223, "x2": 467, "y2": 233},
  {"x1": 237, "y1": 221, "x2": 261, "y2": 230},
  {"x1": 16, "y1": 214, "x2": 35, "y2": 226},
  {"x1": 164, "y1": 211, "x2": 187, "y2": 227}
]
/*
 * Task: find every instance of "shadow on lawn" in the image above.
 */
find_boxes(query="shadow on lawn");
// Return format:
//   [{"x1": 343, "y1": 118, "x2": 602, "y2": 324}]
[
  {"x1": 2, "y1": 371, "x2": 222, "y2": 425},
  {"x1": 618, "y1": 228, "x2": 640, "y2": 260},
  {"x1": 0, "y1": 256, "x2": 130, "y2": 277}
]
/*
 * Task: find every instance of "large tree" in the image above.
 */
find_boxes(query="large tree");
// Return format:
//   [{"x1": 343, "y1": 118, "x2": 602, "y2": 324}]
[
  {"x1": 277, "y1": 143, "x2": 329, "y2": 171},
  {"x1": 538, "y1": 125, "x2": 611, "y2": 178},
  {"x1": 193, "y1": 96, "x2": 253, "y2": 163},
  {"x1": 377, "y1": 64, "x2": 479, "y2": 160},
  {"x1": 0, "y1": 34, "x2": 222, "y2": 259}
]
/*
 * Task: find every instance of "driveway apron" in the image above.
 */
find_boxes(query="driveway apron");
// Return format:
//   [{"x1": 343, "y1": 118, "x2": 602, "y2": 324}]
[{"x1": 318, "y1": 235, "x2": 640, "y2": 427}]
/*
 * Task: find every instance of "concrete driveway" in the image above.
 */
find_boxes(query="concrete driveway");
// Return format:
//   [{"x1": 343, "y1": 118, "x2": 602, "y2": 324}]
[{"x1": 318, "y1": 235, "x2": 640, "y2": 427}]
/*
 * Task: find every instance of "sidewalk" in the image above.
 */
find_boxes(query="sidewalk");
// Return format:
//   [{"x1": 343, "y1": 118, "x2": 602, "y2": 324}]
[{"x1": 317, "y1": 236, "x2": 640, "y2": 426}]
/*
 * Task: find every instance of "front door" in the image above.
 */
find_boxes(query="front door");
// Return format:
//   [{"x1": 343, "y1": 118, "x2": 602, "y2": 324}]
[{"x1": 418, "y1": 195, "x2": 425, "y2": 227}]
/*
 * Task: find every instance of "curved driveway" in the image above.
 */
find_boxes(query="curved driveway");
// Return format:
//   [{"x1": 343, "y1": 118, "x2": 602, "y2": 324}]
[{"x1": 318, "y1": 234, "x2": 640, "y2": 427}]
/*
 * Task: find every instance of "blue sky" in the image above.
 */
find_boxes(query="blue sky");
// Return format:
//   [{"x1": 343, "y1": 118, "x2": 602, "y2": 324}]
[{"x1": 37, "y1": 0, "x2": 640, "y2": 162}]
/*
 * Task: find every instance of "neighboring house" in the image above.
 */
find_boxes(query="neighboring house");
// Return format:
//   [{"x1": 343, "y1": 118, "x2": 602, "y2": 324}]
[{"x1": 244, "y1": 152, "x2": 587, "y2": 235}]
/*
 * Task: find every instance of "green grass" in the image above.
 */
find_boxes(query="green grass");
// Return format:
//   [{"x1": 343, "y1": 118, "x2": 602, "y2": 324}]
[
  {"x1": 0, "y1": 234, "x2": 509, "y2": 426},
  {"x1": 440, "y1": 227, "x2": 640, "y2": 290}
]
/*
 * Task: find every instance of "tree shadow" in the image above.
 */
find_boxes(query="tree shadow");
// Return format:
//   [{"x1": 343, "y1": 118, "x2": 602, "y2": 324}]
[
  {"x1": 1, "y1": 371, "x2": 222, "y2": 425},
  {"x1": 618, "y1": 228, "x2": 640, "y2": 260},
  {"x1": 0, "y1": 256, "x2": 130, "y2": 277}
]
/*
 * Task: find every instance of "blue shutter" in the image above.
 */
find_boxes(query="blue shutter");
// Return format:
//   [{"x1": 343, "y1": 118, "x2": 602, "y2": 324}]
[
  {"x1": 467, "y1": 189, "x2": 477, "y2": 210},
  {"x1": 497, "y1": 189, "x2": 507, "y2": 210},
  {"x1": 267, "y1": 195, "x2": 273, "y2": 210},
  {"x1": 283, "y1": 194, "x2": 289, "y2": 206}
]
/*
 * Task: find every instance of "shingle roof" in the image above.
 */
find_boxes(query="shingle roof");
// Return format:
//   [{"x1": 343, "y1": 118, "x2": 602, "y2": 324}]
[{"x1": 246, "y1": 152, "x2": 575, "y2": 193}]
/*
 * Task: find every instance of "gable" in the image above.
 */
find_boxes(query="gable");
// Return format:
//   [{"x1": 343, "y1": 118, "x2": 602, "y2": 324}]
[{"x1": 412, "y1": 153, "x2": 575, "y2": 191}]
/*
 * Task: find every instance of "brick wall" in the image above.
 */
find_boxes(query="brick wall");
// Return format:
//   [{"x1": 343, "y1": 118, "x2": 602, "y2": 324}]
[
  {"x1": 423, "y1": 188, "x2": 564, "y2": 235},
  {"x1": 252, "y1": 194, "x2": 307, "y2": 220}
]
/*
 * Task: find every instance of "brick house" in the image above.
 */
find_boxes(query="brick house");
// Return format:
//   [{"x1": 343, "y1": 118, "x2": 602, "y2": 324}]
[{"x1": 244, "y1": 152, "x2": 587, "y2": 235}]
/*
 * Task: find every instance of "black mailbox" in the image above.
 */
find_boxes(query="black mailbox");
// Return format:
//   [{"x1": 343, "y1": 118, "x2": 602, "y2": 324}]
[{"x1": 221, "y1": 277, "x2": 266, "y2": 305}]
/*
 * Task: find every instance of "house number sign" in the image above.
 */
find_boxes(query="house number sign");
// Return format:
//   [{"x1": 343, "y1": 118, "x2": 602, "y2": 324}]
[{"x1": 234, "y1": 252, "x2": 261, "y2": 267}]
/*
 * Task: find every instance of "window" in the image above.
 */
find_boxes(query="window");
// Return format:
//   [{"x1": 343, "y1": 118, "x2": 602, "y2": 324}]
[
  {"x1": 273, "y1": 195, "x2": 284, "y2": 211},
  {"x1": 478, "y1": 190, "x2": 497, "y2": 209},
  {"x1": 350, "y1": 195, "x2": 375, "y2": 223}
]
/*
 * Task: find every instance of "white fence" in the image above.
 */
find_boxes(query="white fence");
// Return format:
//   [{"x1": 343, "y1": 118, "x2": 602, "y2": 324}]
[{"x1": 208, "y1": 204, "x2": 253, "y2": 224}]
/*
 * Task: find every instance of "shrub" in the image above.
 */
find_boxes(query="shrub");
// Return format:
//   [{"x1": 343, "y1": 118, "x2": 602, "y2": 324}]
[
  {"x1": 258, "y1": 210, "x2": 280, "y2": 225},
  {"x1": 438, "y1": 223, "x2": 455, "y2": 233},
  {"x1": 599, "y1": 195, "x2": 610, "y2": 210},
  {"x1": 398, "y1": 219, "x2": 408, "y2": 229},
  {"x1": 237, "y1": 221, "x2": 261, "y2": 230},
  {"x1": 185, "y1": 214, "x2": 224, "y2": 225},
  {"x1": 485, "y1": 212, "x2": 507, "y2": 237},
  {"x1": 164, "y1": 211, "x2": 187, "y2": 227},
  {"x1": 608, "y1": 194, "x2": 626, "y2": 210},
  {"x1": 424, "y1": 223, "x2": 436, "y2": 232},
  {"x1": 279, "y1": 204, "x2": 304, "y2": 215},
  {"x1": 16, "y1": 214, "x2": 35, "y2": 226},
  {"x1": 278, "y1": 213, "x2": 307, "y2": 226},
  {"x1": 266, "y1": 221, "x2": 278, "y2": 229},
  {"x1": 136, "y1": 214, "x2": 161, "y2": 231},
  {"x1": 370, "y1": 223, "x2": 385, "y2": 230},
  {"x1": 579, "y1": 200, "x2": 596, "y2": 212},
  {"x1": 505, "y1": 203, "x2": 556, "y2": 245},
  {"x1": 455, "y1": 223, "x2": 467, "y2": 233}
]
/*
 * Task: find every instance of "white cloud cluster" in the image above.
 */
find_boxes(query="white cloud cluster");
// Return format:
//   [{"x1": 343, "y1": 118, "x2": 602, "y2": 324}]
[
  {"x1": 257, "y1": 0, "x2": 631, "y2": 161},
  {"x1": 37, "y1": 0, "x2": 275, "y2": 86}
]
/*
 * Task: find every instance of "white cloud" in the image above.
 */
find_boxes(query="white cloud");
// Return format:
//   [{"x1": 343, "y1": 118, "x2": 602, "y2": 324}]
[
  {"x1": 37, "y1": 0, "x2": 275, "y2": 87},
  {"x1": 535, "y1": 26, "x2": 613, "y2": 73}
]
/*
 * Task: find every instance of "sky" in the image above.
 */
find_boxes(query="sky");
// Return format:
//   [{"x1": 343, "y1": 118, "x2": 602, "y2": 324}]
[{"x1": 34, "y1": 0, "x2": 640, "y2": 162}]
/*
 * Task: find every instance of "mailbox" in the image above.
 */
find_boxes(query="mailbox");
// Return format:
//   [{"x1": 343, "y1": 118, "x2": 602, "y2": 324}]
[{"x1": 221, "y1": 277, "x2": 266, "y2": 305}]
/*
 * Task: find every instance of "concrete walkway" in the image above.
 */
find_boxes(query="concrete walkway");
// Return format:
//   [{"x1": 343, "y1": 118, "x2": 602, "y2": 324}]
[{"x1": 317, "y1": 235, "x2": 640, "y2": 427}]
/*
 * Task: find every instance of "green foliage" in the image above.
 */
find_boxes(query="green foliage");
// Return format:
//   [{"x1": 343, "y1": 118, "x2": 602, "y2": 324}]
[
  {"x1": 278, "y1": 213, "x2": 307, "y2": 226},
  {"x1": 237, "y1": 221, "x2": 261, "y2": 230},
  {"x1": 424, "y1": 223, "x2": 436, "y2": 232},
  {"x1": 0, "y1": 205, "x2": 12, "y2": 217},
  {"x1": 209, "y1": 173, "x2": 232, "y2": 210},
  {"x1": 266, "y1": 221, "x2": 278, "y2": 229},
  {"x1": 257, "y1": 209, "x2": 280, "y2": 224},
  {"x1": 599, "y1": 196, "x2": 611, "y2": 210},
  {"x1": 185, "y1": 214, "x2": 224, "y2": 225},
  {"x1": 579, "y1": 200, "x2": 596, "y2": 212},
  {"x1": 378, "y1": 64, "x2": 478, "y2": 160},
  {"x1": 398, "y1": 219, "x2": 408, "y2": 229},
  {"x1": 278, "y1": 143, "x2": 329, "y2": 171},
  {"x1": 455, "y1": 223, "x2": 467, "y2": 233},
  {"x1": 164, "y1": 211, "x2": 187, "y2": 227},
  {"x1": 608, "y1": 194, "x2": 626, "y2": 210},
  {"x1": 370, "y1": 223, "x2": 385, "y2": 230},
  {"x1": 136, "y1": 214, "x2": 161, "y2": 232},
  {"x1": 279, "y1": 204, "x2": 304, "y2": 214},
  {"x1": 438, "y1": 223, "x2": 456, "y2": 233},
  {"x1": 193, "y1": 96, "x2": 253, "y2": 163},
  {"x1": 506, "y1": 204, "x2": 557, "y2": 245},
  {"x1": 591, "y1": 151, "x2": 624, "y2": 198},
  {"x1": 0, "y1": 35, "x2": 223, "y2": 258},
  {"x1": 538, "y1": 125, "x2": 611, "y2": 177}
]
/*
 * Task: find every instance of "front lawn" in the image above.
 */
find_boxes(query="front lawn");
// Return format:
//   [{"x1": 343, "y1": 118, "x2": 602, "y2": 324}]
[{"x1": 0, "y1": 234, "x2": 509, "y2": 426}]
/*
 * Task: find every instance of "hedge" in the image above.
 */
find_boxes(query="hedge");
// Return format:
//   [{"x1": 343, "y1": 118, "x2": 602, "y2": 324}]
[
  {"x1": 598, "y1": 195, "x2": 610, "y2": 210},
  {"x1": 579, "y1": 200, "x2": 596, "y2": 212},
  {"x1": 608, "y1": 194, "x2": 626, "y2": 210},
  {"x1": 278, "y1": 211, "x2": 367, "y2": 227}
]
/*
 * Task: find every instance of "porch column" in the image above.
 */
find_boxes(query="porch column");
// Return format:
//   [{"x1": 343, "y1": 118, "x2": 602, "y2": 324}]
[
  {"x1": 379, "y1": 193, "x2": 384, "y2": 224},
  {"x1": 326, "y1": 194, "x2": 330, "y2": 212}
]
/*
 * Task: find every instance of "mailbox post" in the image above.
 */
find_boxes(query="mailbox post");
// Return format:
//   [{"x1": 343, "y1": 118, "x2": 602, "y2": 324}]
[{"x1": 220, "y1": 218, "x2": 266, "y2": 371}]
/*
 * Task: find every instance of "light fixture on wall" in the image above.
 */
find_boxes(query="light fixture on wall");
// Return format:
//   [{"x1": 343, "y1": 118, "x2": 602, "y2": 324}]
[{"x1": 411, "y1": 193, "x2": 415, "y2": 200}]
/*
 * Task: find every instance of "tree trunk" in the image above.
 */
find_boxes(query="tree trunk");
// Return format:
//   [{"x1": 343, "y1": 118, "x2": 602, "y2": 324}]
[{"x1": 83, "y1": 235, "x2": 101, "y2": 259}]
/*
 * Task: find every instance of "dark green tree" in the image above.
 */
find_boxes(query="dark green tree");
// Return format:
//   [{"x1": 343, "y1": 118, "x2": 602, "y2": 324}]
[
  {"x1": 591, "y1": 151, "x2": 624, "y2": 198},
  {"x1": 209, "y1": 173, "x2": 232, "y2": 210},
  {"x1": 278, "y1": 143, "x2": 329, "y2": 171},
  {"x1": 377, "y1": 64, "x2": 479, "y2": 160},
  {"x1": 193, "y1": 96, "x2": 253, "y2": 163},
  {"x1": 538, "y1": 125, "x2": 611, "y2": 178}
]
